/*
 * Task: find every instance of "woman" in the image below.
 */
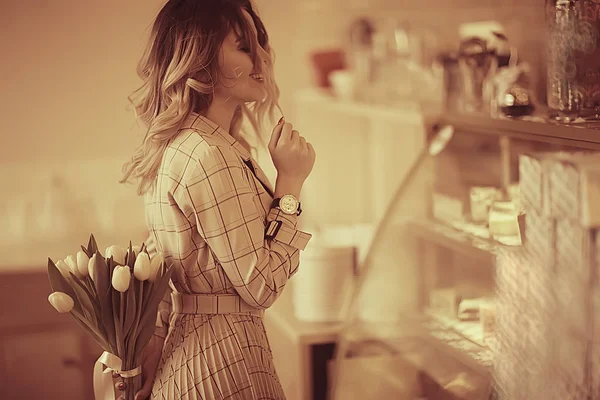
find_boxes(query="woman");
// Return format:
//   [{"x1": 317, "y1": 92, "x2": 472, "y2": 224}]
[{"x1": 120, "y1": 1, "x2": 316, "y2": 399}]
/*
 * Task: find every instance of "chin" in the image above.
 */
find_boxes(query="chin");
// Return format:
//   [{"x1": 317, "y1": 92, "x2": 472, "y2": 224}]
[{"x1": 242, "y1": 90, "x2": 267, "y2": 104}]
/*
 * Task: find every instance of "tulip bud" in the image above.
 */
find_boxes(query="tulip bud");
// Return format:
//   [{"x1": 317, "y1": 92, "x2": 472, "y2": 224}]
[
  {"x1": 105, "y1": 245, "x2": 126, "y2": 265},
  {"x1": 133, "y1": 252, "x2": 151, "y2": 281},
  {"x1": 55, "y1": 260, "x2": 70, "y2": 277},
  {"x1": 48, "y1": 292, "x2": 75, "y2": 313},
  {"x1": 88, "y1": 254, "x2": 98, "y2": 282},
  {"x1": 112, "y1": 265, "x2": 131, "y2": 292},
  {"x1": 76, "y1": 251, "x2": 90, "y2": 278},
  {"x1": 65, "y1": 255, "x2": 83, "y2": 279},
  {"x1": 148, "y1": 253, "x2": 164, "y2": 283}
]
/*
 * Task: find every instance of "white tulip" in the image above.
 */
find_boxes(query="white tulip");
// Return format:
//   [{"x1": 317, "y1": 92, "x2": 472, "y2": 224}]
[
  {"x1": 65, "y1": 255, "x2": 83, "y2": 279},
  {"x1": 112, "y1": 266, "x2": 131, "y2": 292},
  {"x1": 105, "y1": 245, "x2": 126, "y2": 265},
  {"x1": 133, "y1": 252, "x2": 151, "y2": 281},
  {"x1": 48, "y1": 292, "x2": 75, "y2": 313},
  {"x1": 148, "y1": 253, "x2": 164, "y2": 283},
  {"x1": 55, "y1": 260, "x2": 70, "y2": 277},
  {"x1": 76, "y1": 251, "x2": 89, "y2": 278},
  {"x1": 88, "y1": 254, "x2": 98, "y2": 282}
]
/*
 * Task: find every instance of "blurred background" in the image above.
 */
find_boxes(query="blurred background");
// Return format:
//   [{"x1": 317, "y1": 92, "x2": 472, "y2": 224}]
[{"x1": 3, "y1": 0, "x2": 599, "y2": 399}]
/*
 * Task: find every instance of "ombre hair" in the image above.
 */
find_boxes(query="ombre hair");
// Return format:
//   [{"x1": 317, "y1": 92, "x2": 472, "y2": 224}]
[{"x1": 121, "y1": 0, "x2": 280, "y2": 195}]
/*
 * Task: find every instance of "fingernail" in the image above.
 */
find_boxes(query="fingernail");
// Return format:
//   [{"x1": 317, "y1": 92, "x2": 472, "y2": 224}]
[{"x1": 277, "y1": 116, "x2": 284, "y2": 125}]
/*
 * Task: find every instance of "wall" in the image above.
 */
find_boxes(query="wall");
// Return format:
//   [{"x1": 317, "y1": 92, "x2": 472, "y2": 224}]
[
  {"x1": 0, "y1": 0, "x2": 166, "y2": 256},
  {"x1": 0, "y1": 0, "x2": 546, "y2": 268}
]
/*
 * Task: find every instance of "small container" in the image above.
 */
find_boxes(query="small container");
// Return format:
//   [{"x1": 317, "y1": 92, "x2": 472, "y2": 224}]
[
  {"x1": 293, "y1": 245, "x2": 357, "y2": 322},
  {"x1": 329, "y1": 69, "x2": 356, "y2": 101},
  {"x1": 480, "y1": 300, "x2": 497, "y2": 338}
]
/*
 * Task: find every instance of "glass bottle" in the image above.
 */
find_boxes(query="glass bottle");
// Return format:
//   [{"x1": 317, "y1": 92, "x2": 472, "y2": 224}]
[{"x1": 546, "y1": 0, "x2": 600, "y2": 121}]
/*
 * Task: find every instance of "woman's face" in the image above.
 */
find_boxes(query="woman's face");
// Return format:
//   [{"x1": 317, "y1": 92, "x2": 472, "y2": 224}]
[{"x1": 214, "y1": 14, "x2": 266, "y2": 105}]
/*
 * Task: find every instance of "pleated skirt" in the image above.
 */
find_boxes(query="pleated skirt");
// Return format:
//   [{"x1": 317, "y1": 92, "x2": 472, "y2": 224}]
[{"x1": 150, "y1": 313, "x2": 286, "y2": 400}]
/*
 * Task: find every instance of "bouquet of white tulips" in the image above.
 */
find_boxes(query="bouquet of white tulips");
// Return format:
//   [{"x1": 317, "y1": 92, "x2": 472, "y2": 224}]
[{"x1": 46, "y1": 234, "x2": 173, "y2": 400}]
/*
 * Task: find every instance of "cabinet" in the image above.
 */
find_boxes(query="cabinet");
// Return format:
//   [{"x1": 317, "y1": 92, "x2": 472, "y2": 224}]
[
  {"x1": 291, "y1": 89, "x2": 426, "y2": 227},
  {"x1": 264, "y1": 286, "x2": 339, "y2": 400},
  {"x1": 329, "y1": 113, "x2": 600, "y2": 399},
  {"x1": 0, "y1": 270, "x2": 98, "y2": 400}
]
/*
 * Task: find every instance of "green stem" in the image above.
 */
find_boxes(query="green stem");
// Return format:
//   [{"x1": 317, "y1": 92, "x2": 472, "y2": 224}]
[{"x1": 119, "y1": 292, "x2": 125, "y2": 358}]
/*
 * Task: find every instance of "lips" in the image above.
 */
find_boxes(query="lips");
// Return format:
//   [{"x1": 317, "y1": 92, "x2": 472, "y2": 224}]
[{"x1": 249, "y1": 73, "x2": 264, "y2": 82}]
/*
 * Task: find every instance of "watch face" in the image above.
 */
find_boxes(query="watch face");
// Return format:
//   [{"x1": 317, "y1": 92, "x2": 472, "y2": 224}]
[{"x1": 280, "y1": 195, "x2": 298, "y2": 214}]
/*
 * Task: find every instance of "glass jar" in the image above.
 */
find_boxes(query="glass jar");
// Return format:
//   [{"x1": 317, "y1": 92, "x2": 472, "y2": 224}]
[{"x1": 546, "y1": 0, "x2": 600, "y2": 121}]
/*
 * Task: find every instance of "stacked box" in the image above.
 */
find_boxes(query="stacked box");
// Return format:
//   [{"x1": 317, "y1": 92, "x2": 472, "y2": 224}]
[
  {"x1": 494, "y1": 247, "x2": 536, "y2": 399},
  {"x1": 493, "y1": 152, "x2": 600, "y2": 400},
  {"x1": 518, "y1": 153, "x2": 553, "y2": 215}
]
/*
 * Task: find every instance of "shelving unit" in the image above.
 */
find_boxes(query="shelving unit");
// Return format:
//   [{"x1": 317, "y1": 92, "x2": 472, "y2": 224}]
[
  {"x1": 407, "y1": 218, "x2": 496, "y2": 264},
  {"x1": 331, "y1": 110, "x2": 600, "y2": 400}
]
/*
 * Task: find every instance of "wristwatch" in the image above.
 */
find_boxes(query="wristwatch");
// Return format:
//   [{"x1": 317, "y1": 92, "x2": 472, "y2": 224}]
[{"x1": 271, "y1": 194, "x2": 302, "y2": 216}]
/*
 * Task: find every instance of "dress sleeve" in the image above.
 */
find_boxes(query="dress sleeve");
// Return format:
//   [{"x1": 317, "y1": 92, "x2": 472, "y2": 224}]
[{"x1": 173, "y1": 145, "x2": 312, "y2": 309}]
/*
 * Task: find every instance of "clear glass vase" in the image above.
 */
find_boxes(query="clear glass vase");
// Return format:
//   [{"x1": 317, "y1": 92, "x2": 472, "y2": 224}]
[{"x1": 546, "y1": 0, "x2": 600, "y2": 121}]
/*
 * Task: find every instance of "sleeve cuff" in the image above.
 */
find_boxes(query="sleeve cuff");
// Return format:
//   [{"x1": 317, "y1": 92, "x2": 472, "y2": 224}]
[{"x1": 265, "y1": 219, "x2": 312, "y2": 250}]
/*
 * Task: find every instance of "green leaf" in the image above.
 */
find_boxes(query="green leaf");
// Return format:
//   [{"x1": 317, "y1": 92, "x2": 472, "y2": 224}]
[
  {"x1": 69, "y1": 272, "x2": 101, "y2": 326},
  {"x1": 70, "y1": 311, "x2": 111, "y2": 350},
  {"x1": 140, "y1": 242, "x2": 147, "y2": 255},
  {"x1": 47, "y1": 258, "x2": 83, "y2": 316},
  {"x1": 135, "y1": 314, "x2": 158, "y2": 356},
  {"x1": 127, "y1": 280, "x2": 144, "y2": 362},
  {"x1": 142, "y1": 280, "x2": 154, "y2": 310},
  {"x1": 87, "y1": 234, "x2": 99, "y2": 255},
  {"x1": 113, "y1": 289, "x2": 124, "y2": 358},
  {"x1": 123, "y1": 278, "x2": 137, "y2": 339},
  {"x1": 127, "y1": 241, "x2": 135, "y2": 269},
  {"x1": 93, "y1": 252, "x2": 116, "y2": 353},
  {"x1": 68, "y1": 272, "x2": 96, "y2": 326},
  {"x1": 80, "y1": 245, "x2": 92, "y2": 259},
  {"x1": 136, "y1": 266, "x2": 174, "y2": 343}
]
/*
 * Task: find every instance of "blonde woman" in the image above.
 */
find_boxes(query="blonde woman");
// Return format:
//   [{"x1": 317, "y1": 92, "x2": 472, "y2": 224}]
[{"x1": 120, "y1": 1, "x2": 316, "y2": 399}]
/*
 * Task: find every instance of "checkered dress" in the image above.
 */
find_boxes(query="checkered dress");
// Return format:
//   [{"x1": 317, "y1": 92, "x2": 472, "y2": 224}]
[{"x1": 144, "y1": 114, "x2": 312, "y2": 400}]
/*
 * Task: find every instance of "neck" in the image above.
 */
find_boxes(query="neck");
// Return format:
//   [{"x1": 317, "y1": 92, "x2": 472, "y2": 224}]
[{"x1": 204, "y1": 97, "x2": 241, "y2": 133}]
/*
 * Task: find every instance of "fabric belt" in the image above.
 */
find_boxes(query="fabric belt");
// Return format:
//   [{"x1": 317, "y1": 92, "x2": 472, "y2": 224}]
[{"x1": 171, "y1": 292, "x2": 264, "y2": 318}]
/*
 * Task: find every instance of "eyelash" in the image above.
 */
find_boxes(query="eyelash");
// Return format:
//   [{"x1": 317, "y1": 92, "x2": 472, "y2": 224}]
[{"x1": 239, "y1": 47, "x2": 250, "y2": 53}]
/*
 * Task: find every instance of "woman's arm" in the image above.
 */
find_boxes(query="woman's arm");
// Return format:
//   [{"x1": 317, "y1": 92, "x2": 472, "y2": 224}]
[{"x1": 173, "y1": 144, "x2": 311, "y2": 309}]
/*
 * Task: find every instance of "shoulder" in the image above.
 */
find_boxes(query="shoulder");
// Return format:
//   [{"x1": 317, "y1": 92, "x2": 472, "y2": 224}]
[{"x1": 164, "y1": 128, "x2": 242, "y2": 182}]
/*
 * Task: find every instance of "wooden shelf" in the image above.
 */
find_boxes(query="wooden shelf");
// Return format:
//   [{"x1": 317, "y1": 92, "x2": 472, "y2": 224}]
[
  {"x1": 342, "y1": 313, "x2": 492, "y2": 376},
  {"x1": 296, "y1": 89, "x2": 600, "y2": 150},
  {"x1": 407, "y1": 219, "x2": 497, "y2": 264},
  {"x1": 434, "y1": 113, "x2": 600, "y2": 150}
]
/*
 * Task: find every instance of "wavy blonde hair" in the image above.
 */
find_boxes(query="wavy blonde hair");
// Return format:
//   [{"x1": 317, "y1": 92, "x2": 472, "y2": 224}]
[{"x1": 121, "y1": 0, "x2": 280, "y2": 195}]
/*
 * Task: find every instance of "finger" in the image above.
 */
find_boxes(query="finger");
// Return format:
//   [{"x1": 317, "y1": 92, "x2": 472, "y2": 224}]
[
  {"x1": 307, "y1": 142, "x2": 315, "y2": 156},
  {"x1": 136, "y1": 382, "x2": 153, "y2": 400},
  {"x1": 299, "y1": 136, "x2": 307, "y2": 147},
  {"x1": 115, "y1": 379, "x2": 127, "y2": 392},
  {"x1": 268, "y1": 116, "x2": 285, "y2": 151},
  {"x1": 290, "y1": 130, "x2": 300, "y2": 142},
  {"x1": 277, "y1": 123, "x2": 293, "y2": 145}
]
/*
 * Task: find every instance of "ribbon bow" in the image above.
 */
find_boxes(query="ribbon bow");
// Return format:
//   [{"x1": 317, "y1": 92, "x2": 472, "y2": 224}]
[{"x1": 93, "y1": 351, "x2": 142, "y2": 400}]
